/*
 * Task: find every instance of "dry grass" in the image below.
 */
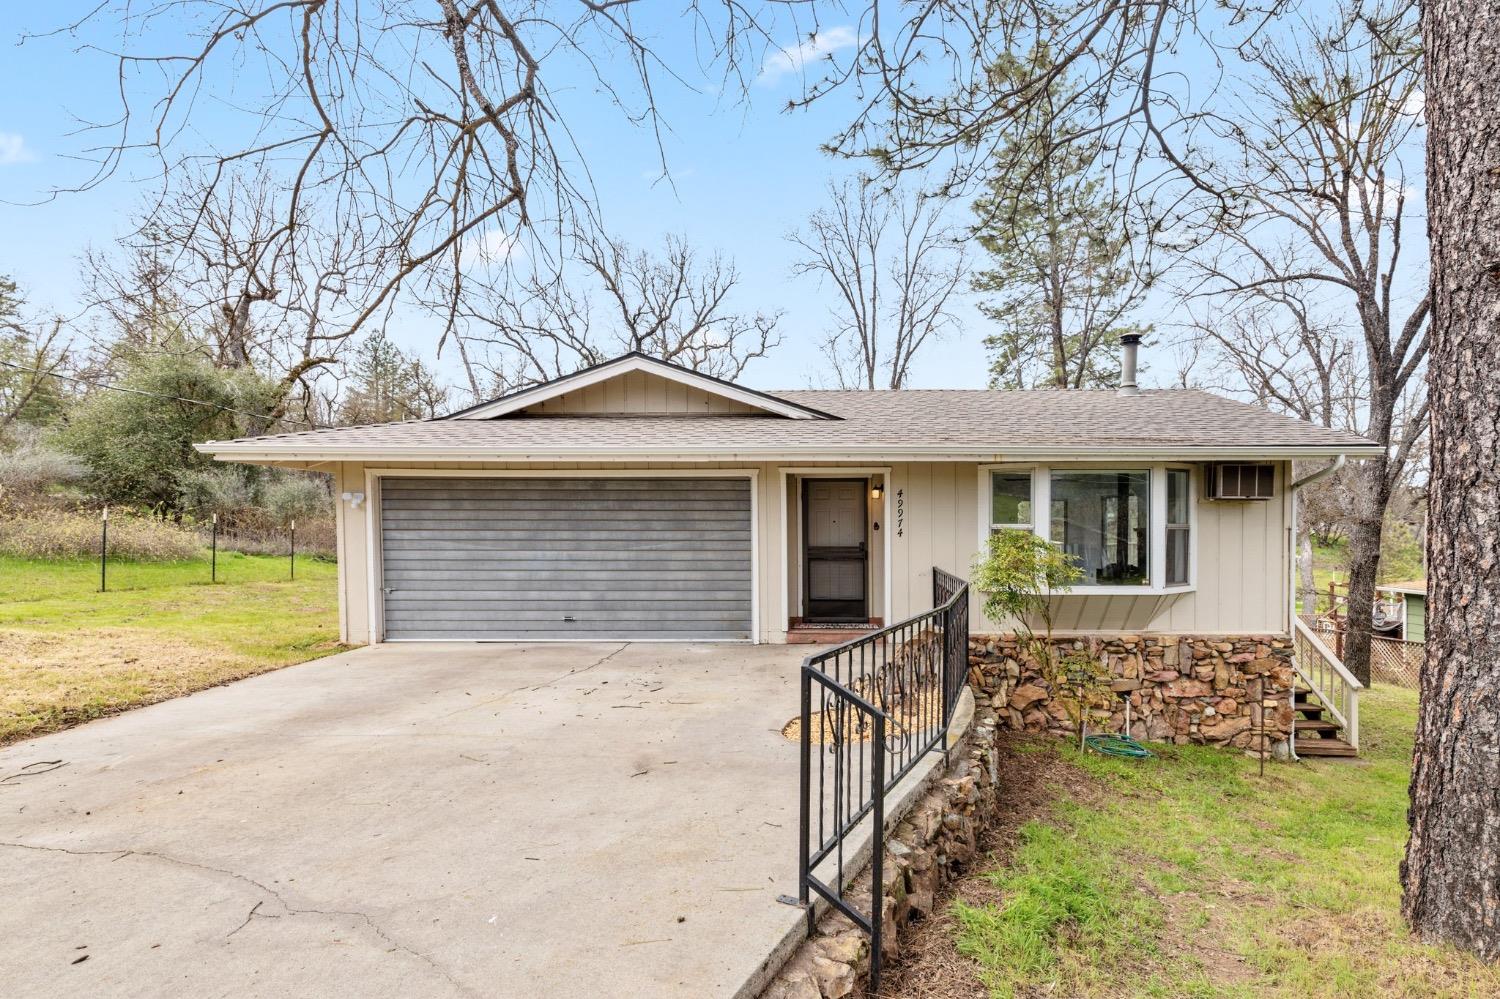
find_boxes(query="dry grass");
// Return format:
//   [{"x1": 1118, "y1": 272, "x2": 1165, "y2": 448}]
[
  {"x1": 0, "y1": 554, "x2": 343, "y2": 745},
  {"x1": 0, "y1": 509, "x2": 203, "y2": 560}
]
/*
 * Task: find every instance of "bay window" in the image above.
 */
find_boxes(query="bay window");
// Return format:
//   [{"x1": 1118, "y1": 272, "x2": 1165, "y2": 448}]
[
  {"x1": 983, "y1": 464, "x2": 1195, "y2": 591},
  {"x1": 1049, "y1": 470, "x2": 1151, "y2": 585},
  {"x1": 1166, "y1": 468, "x2": 1191, "y2": 586}
]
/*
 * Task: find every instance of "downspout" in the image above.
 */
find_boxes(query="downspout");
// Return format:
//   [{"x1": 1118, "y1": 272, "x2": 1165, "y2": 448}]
[{"x1": 1286, "y1": 454, "x2": 1347, "y2": 762}]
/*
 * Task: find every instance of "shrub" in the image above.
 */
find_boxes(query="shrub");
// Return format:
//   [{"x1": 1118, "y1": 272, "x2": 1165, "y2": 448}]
[
  {"x1": 0, "y1": 509, "x2": 203, "y2": 561},
  {"x1": 0, "y1": 430, "x2": 86, "y2": 499},
  {"x1": 176, "y1": 467, "x2": 259, "y2": 521},
  {"x1": 263, "y1": 474, "x2": 331, "y2": 524}
]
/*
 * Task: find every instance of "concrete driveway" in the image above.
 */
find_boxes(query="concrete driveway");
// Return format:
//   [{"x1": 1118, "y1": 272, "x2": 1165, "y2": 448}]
[{"x1": 0, "y1": 642, "x2": 811, "y2": 998}]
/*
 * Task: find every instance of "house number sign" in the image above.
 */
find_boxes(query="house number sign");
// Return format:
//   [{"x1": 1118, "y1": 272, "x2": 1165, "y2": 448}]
[{"x1": 896, "y1": 488, "x2": 905, "y2": 538}]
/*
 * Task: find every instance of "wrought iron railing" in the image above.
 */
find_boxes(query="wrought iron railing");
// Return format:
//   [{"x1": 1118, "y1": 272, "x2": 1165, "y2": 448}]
[{"x1": 796, "y1": 568, "x2": 970, "y2": 995}]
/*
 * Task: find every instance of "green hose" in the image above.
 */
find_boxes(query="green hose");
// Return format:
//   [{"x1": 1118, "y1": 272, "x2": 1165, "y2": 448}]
[{"x1": 1085, "y1": 733, "x2": 1155, "y2": 759}]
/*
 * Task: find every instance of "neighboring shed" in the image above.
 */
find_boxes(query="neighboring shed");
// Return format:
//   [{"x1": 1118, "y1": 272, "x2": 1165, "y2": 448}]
[{"x1": 1379, "y1": 579, "x2": 1427, "y2": 642}]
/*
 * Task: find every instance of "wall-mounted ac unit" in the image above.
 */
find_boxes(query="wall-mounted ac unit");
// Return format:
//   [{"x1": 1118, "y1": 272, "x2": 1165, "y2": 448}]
[{"x1": 1205, "y1": 463, "x2": 1275, "y2": 500}]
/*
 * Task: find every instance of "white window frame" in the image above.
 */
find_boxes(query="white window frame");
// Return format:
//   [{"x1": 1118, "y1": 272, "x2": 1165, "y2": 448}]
[
  {"x1": 1163, "y1": 465, "x2": 1195, "y2": 588},
  {"x1": 976, "y1": 462, "x2": 1196, "y2": 596}
]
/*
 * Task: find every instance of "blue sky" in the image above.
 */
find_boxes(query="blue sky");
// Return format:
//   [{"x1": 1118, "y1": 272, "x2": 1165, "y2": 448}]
[
  {"x1": 0, "y1": 4, "x2": 1427, "y2": 402},
  {"x1": 0, "y1": 4, "x2": 992, "y2": 392}
]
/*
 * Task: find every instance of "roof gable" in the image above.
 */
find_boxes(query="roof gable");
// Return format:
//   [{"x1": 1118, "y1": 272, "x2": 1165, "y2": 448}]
[{"x1": 449, "y1": 352, "x2": 835, "y2": 421}]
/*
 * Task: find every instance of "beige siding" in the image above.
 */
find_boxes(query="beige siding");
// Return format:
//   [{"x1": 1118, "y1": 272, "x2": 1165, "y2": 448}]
[
  {"x1": 519, "y1": 370, "x2": 764, "y2": 415},
  {"x1": 329, "y1": 459, "x2": 1291, "y2": 645}
]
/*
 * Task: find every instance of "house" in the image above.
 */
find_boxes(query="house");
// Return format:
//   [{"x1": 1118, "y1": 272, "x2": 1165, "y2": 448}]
[
  {"x1": 198, "y1": 348, "x2": 1379, "y2": 651},
  {"x1": 1377, "y1": 579, "x2": 1427, "y2": 643}
]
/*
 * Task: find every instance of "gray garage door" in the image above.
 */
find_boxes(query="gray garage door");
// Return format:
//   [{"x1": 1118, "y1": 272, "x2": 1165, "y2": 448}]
[{"x1": 379, "y1": 477, "x2": 754, "y2": 640}]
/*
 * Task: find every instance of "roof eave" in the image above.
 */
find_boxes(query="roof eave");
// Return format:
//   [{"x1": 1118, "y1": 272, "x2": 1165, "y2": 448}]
[{"x1": 198, "y1": 442, "x2": 1385, "y2": 463}]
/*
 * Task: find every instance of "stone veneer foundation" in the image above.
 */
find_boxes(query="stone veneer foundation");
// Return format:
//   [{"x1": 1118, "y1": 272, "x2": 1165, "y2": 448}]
[{"x1": 968, "y1": 633, "x2": 1297, "y2": 751}]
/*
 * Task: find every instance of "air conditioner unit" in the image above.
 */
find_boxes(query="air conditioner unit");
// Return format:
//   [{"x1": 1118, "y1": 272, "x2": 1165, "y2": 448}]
[{"x1": 1205, "y1": 463, "x2": 1275, "y2": 500}]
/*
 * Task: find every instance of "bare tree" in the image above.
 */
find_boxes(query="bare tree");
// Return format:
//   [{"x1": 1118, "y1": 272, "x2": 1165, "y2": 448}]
[
  {"x1": 454, "y1": 232, "x2": 781, "y2": 392},
  {"x1": 1402, "y1": 0, "x2": 1500, "y2": 960},
  {"x1": 42, "y1": 0, "x2": 814, "y2": 356},
  {"x1": 79, "y1": 175, "x2": 353, "y2": 430},
  {"x1": 0, "y1": 278, "x2": 71, "y2": 432},
  {"x1": 1186, "y1": 3, "x2": 1427, "y2": 683},
  {"x1": 1185, "y1": 300, "x2": 1363, "y2": 614},
  {"x1": 789, "y1": 179, "x2": 967, "y2": 389}
]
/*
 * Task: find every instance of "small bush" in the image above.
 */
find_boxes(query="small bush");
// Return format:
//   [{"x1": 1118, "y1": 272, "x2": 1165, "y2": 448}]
[
  {"x1": 0, "y1": 432, "x2": 86, "y2": 499},
  {"x1": 0, "y1": 510, "x2": 203, "y2": 561},
  {"x1": 264, "y1": 475, "x2": 331, "y2": 524},
  {"x1": 176, "y1": 467, "x2": 259, "y2": 521}
]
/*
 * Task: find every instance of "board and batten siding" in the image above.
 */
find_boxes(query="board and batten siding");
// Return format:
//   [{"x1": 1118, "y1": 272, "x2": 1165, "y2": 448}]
[
  {"x1": 329, "y1": 459, "x2": 1291, "y2": 645},
  {"x1": 516, "y1": 369, "x2": 765, "y2": 415}
]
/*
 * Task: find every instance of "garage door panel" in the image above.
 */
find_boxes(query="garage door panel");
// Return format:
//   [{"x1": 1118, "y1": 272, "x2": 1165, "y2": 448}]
[
  {"x1": 380, "y1": 508, "x2": 752, "y2": 523},
  {"x1": 380, "y1": 527, "x2": 750, "y2": 541},
  {"x1": 386, "y1": 590, "x2": 752, "y2": 606},
  {"x1": 379, "y1": 477, "x2": 754, "y2": 641},
  {"x1": 387, "y1": 576, "x2": 756, "y2": 591},
  {"x1": 384, "y1": 564, "x2": 750, "y2": 579}
]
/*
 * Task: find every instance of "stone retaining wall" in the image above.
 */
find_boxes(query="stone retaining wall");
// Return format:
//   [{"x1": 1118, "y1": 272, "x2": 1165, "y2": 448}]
[
  {"x1": 968, "y1": 634, "x2": 1296, "y2": 751},
  {"x1": 762, "y1": 705, "x2": 1001, "y2": 999}
]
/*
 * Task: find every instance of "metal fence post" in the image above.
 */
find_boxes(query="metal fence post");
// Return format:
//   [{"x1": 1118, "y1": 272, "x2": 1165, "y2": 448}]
[
  {"x1": 289, "y1": 520, "x2": 296, "y2": 581},
  {"x1": 211, "y1": 513, "x2": 218, "y2": 583},
  {"x1": 99, "y1": 506, "x2": 108, "y2": 593},
  {"x1": 798, "y1": 666, "x2": 812, "y2": 927}
]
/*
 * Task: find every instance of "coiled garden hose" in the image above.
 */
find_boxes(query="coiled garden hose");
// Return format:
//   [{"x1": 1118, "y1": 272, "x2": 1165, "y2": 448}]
[{"x1": 1084, "y1": 733, "x2": 1155, "y2": 759}]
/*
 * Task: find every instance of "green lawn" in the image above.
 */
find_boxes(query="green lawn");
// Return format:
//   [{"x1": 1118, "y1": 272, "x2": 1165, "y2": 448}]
[
  {"x1": 1, "y1": 554, "x2": 343, "y2": 745},
  {"x1": 951, "y1": 687, "x2": 1500, "y2": 998}
]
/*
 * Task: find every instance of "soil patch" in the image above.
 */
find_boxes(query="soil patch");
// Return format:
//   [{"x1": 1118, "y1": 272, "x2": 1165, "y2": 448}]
[{"x1": 877, "y1": 733, "x2": 1102, "y2": 998}]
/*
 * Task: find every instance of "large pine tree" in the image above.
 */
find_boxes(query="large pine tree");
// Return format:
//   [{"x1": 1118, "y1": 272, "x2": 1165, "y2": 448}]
[{"x1": 1401, "y1": 0, "x2": 1500, "y2": 958}]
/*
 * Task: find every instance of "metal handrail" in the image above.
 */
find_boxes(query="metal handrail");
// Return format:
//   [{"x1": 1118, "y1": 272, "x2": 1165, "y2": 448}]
[{"x1": 796, "y1": 568, "x2": 970, "y2": 996}]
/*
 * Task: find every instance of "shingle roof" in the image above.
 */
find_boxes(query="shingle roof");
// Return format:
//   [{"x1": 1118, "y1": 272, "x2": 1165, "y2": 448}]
[{"x1": 199, "y1": 387, "x2": 1380, "y2": 462}]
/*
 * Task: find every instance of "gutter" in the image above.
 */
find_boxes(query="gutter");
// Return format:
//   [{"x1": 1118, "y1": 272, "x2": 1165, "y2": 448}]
[
  {"x1": 1286, "y1": 454, "x2": 1347, "y2": 763},
  {"x1": 196, "y1": 444, "x2": 1385, "y2": 463}
]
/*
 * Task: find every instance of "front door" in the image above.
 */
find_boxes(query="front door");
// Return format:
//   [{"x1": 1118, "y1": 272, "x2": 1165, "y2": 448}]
[{"x1": 803, "y1": 478, "x2": 868, "y2": 622}]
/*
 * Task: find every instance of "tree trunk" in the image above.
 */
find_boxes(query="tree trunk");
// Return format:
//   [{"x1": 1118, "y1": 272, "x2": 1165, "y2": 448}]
[
  {"x1": 1341, "y1": 459, "x2": 1390, "y2": 686},
  {"x1": 1342, "y1": 511, "x2": 1382, "y2": 687},
  {"x1": 1402, "y1": 0, "x2": 1500, "y2": 959},
  {"x1": 1297, "y1": 529, "x2": 1316, "y2": 621}
]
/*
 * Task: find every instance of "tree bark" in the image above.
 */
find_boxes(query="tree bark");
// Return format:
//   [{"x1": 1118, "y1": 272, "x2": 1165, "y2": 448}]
[
  {"x1": 1341, "y1": 459, "x2": 1391, "y2": 687},
  {"x1": 1402, "y1": 0, "x2": 1500, "y2": 959}
]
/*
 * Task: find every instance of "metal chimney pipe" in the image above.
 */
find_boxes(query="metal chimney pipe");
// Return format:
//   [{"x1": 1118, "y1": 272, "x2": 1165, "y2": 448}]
[{"x1": 1118, "y1": 333, "x2": 1142, "y2": 396}]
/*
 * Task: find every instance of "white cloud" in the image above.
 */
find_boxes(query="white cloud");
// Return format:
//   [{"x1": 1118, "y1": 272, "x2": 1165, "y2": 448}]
[
  {"x1": 1400, "y1": 89, "x2": 1425, "y2": 121},
  {"x1": 758, "y1": 27, "x2": 859, "y2": 84},
  {"x1": 465, "y1": 228, "x2": 524, "y2": 265},
  {"x1": 0, "y1": 132, "x2": 36, "y2": 165}
]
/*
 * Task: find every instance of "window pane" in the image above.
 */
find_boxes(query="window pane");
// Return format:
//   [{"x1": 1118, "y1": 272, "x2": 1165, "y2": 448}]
[
  {"x1": 1167, "y1": 469, "x2": 1190, "y2": 525},
  {"x1": 1167, "y1": 526, "x2": 1190, "y2": 585},
  {"x1": 1049, "y1": 470, "x2": 1150, "y2": 585},
  {"x1": 991, "y1": 471, "x2": 1032, "y2": 526}
]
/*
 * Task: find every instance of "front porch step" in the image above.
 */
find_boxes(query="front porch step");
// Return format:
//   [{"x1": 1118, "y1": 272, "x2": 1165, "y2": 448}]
[
  {"x1": 787, "y1": 628, "x2": 878, "y2": 646},
  {"x1": 1295, "y1": 718, "x2": 1343, "y2": 736},
  {"x1": 1295, "y1": 737, "x2": 1359, "y2": 758}
]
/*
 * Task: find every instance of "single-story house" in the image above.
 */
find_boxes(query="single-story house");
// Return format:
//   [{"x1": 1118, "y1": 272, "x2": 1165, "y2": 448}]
[{"x1": 199, "y1": 349, "x2": 1379, "y2": 647}]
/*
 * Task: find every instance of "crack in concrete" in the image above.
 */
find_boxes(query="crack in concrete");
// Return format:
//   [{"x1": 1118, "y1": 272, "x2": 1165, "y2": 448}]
[
  {"x1": 0, "y1": 840, "x2": 475, "y2": 996},
  {"x1": 447, "y1": 642, "x2": 632, "y2": 716}
]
